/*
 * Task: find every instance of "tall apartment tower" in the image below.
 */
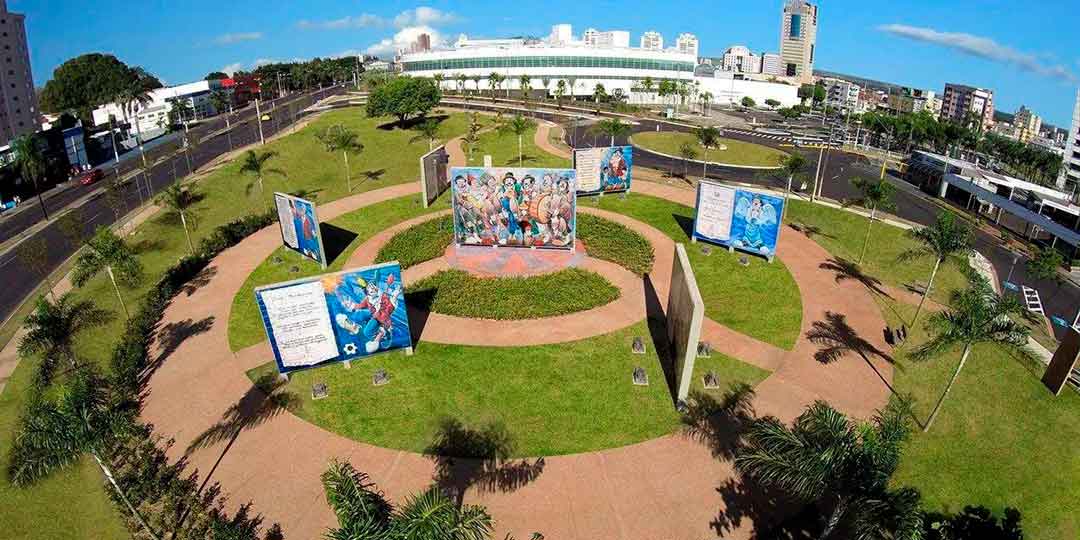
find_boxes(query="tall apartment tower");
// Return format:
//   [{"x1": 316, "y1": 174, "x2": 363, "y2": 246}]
[
  {"x1": 640, "y1": 31, "x2": 664, "y2": 50},
  {"x1": 779, "y1": 0, "x2": 818, "y2": 84},
  {"x1": 1013, "y1": 105, "x2": 1042, "y2": 143},
  {"x1": 0, "y1": 0, "x2": 36, "y2": 147},
  {"x1": 1059, "y1": 89, "x2": 1080, "y2": 189},
  {"x1": 940, "y1": 83, "x2": 995, "y2": 129},
  {"x1": 676, "y1": 33, "x2": 699, "y2": 58}
]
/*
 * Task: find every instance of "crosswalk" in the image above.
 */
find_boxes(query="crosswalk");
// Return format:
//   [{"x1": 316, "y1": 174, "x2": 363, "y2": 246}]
[
  {"x1": 1023, "y1": 285, "x2": 1045, "y2": 314},
  {"x1": 724, "y1": 128, "x2": 792, "y2": 142}
]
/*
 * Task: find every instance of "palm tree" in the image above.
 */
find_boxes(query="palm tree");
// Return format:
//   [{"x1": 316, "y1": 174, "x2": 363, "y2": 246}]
[
  {"x1": 847, "y1": 177, "x2": 896, "y2": 264},
  {"x1": 322, "y1": 459, "x2": 494, "y2": 540},
  {"x1": 593, "y1": 83, "x2": 607, "y2": 104},
  {"x1": 500, "y1": 114, "x2": 533, "y2": 166},
  {"x1": 701, "y1": 91, "x2": 714, "y2": 115},
  {"x1": 455, "y1": 73, "x2": 467, "y2": 96},
  {"x1": 72, "y1": 226, "x2": 142, "y2": 319},
  {"x1": 470, "y1": 75, "x2": 482, "y2": 96},
  {"x1": 239, "y1": 149, "x2": 286, "y2": 199},
  {"x1": 316, "y1": 124, "x2": 364, "y2": 193},
  {"x1": 912, "y1": 274, "x2": 1032, "y2": 431},
  {"x1": 736, "y1": 400, "x2": 923, "y2": 540},
  {"x1": 7, "y1": 367, "x2": 159, "y2": 539},
  {"x1": 899, "y1": 212, "x2": 973, "y2": 324},
  {"x1": 641, "y1": 76, "x2": 655, "y2": 104},
  {"x1": 10, "y1": 135, "x2": 49, "y2": 220},
  {"x1": 210, "y1": 89, "x2": 234, "y2": 150},
  {"x1": 116, "y1": 68, "x2": 156, "y2": 197},
  {"x1": 591, "y1": 118, "x2": 632, "y2": 147},
  {"x1": 518, "y1": 74, "x2": 532, "y2": 106},
  {"x1": 18, "y1": 294, "x2": 110, "y2": 387},
  {"x1": 412, "y1": 118, "x2": 441, "y2": 151},
  {"x1": 156, "y1": 181, "x2": 200, "y2": 255},
  {"x1": 554, "y1": 79, "x2": 568, "y2": 110},
  {"x1": 695, "y1": 126, "x2": 721, "y2": 179},
  {"x1": 487, "y1": 73, "x2": 502, "y2": 102},
  {"x1": 433, "y1": 73, "x2": 445, "y2": 91}
]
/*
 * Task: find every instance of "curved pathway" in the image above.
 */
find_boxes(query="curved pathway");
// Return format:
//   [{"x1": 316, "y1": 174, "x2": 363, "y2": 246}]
[{"x1": 142, "y1": 166, "x2": 892, "y2": 539}]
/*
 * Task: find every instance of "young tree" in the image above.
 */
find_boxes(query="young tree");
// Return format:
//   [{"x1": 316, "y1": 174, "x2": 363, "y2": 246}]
[
  {"x1": 322, "y1": 459, "x2": 494, "y2": 540},
  {"x1": 463, "y1": 113, "x2": 482, "y2": 159},
  {"x1": 899, "y1": 212, "x2": 973, "y2": 324},
  {"x1": 913, "y1": 274, "x2": 1032, "y2": 431},
  {"x1": 695, "y1": 126, "x2": 721, "y2": 179},
  {"x1": 487, "y1": 72, "x2": 503, "y2": 102},
  {"x1": 1025, "y1": 247, "x2": 1065, "y2": 288},
  {"x1": 736, "y1": 400, "x2": 923, "y2": 540},
  {"x1": 365, "y1": 77, "x2": 441, "y2": 125},
  {"x1": 316, "y1": 124, "x2": 364, "y2": 193},
  {"x1": 7, "y1": 367, "x2": 157, "y2": 539},
  {"x1": 678, "y1": 141, "x2": 698, "y2": 178},
  {"x1": 10, "y1": 135, "x2": 50, "y2": 220},
  {"x1": 765, "y1": 98, "x2": 781, "y2": 109},
  {"x1": 554, "y1": 79, "x2": 568, "y2": 110},
  {"x1": 700, "y1": 91, "x2": 713, "y2": 115},
  {"x1": 848, "y1": 177, "x2": 896, "y2": 264},
  {"x1": 500, "y1": 114, "x2": 533, "y2": 166},
  {"x1": 590, "y1": 118, "x2": 632, "y2": 147},
  {"x1": 156, "y1": 182, "x2": 200, "y2": 255},
  {"x1": 777, "y1": 152, "x2": 809, "y2": 202},
  {"x1": 741, "y1": 96, "x2": 756, "y2": 108},
  {"x1": 15, "y1": 238, "x2": 56, "y2": 301},
  {"x1": 640, "y1": 76, "x2": 655, "y2": 104},
  {"x1": 593, "y1": 83, "x2": 607, "y2": 104},
  {"x1": 19, "y1": 294, "x2": 111, "y2": 387},
  {"x1": 518, "y1": 74, "x2": 532, "y2": 106},
  {"x1": 412, "y1": 118, "x2": 441, "y2": 151},
  {"x1": 239, "y1": 150, "x2": 286, "y2": 199},
  {"x1": 72, "y1": 226, "x2": 143, "y2": 319},
  {"x1": 103, "y1": 176, "x2": 128, "y2": 220}
]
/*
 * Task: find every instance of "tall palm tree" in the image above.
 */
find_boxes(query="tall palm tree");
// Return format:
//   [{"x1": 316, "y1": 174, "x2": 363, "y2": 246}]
[
  {"x1": 156, "y1": 181, "x2": 200, "y2": 255},
  {"x1": 701, "y1": 91, "x2": 714, "y2": 115},
  {"x1": 10, "y1": 135, "x2": 49, "y2": 220},
  {"x1": 7, "y1": 367, "x2": 158, "y2": 539},
  {"x1": 847, "y1": 177, "x2": 896, "y2": 264},
  {"x1": 412, "y1": 118, "x2": 441, "y2": 151},
  {"x1": 487, "y1": 73, "x2": 502, "y2": 102},
  {"x1": 593, "y1": 83, "x2": 607, "y2": 104},
  {"x1": 500, "y1": 114, "x2": 533, "y2": 166},
  {"x1": 695, "y1": 126, "x2": 721, "y2": 179},
  {"x1": 316, "y1": 124, "x2": 364, "y2": 193},
  {"x1": 736, "y1": 401, "x2": 923, "y2": 540},
  {"x1": 321, "y1": 459, "x2": 494, "y2": 540},
  {"x1": 518, "y1": 74, "x2": 532, "y2": 106},
  {"x1": 591, "y1": 118, "x2": 632, "y2": 147},
  {"x1": 913, "y1": 274, "x2": 1032, "y2": 431},
  {"x1": 71, "y1": 226, "x2": 142, "y2": 319},
  {"x1": 641, "y1": 76, "x2": 655, "y2": 104},
  {"x1": 554, "y1": 79, "x2": 568, "y2": 110},
  {"x1": 238, "y1": 149, "x2": 286, "y2": 199},
  {"x1": 116, "y1": 67, "x2": 157, "y2": 197},
  {"x1": 18, "y1": 294, "x2": 110, "y2": 387},
  {"x1": 470, "y1": 75, "x2": 482, "y2": 96},
  {"x1": 899, "y1": 212, "x2": 972, "y2": 324}
]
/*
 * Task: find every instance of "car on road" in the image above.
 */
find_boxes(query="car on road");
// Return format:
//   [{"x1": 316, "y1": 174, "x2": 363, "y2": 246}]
[{"x1": 77, "y1": 168, "x2": 104, "y2": 186}]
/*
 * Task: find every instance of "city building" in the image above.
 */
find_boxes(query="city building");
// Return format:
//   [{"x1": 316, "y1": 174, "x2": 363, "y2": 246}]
[
  {"x1": 1013, "y1": 105, "x2": 1042, "y2": 144},
  {"x1": 940, "y1": 83, "x2": 995, "y2": 129},
  {"x1": 721, "y1": 45, "x2": 762, "y2": 74},
  {"x1": 761, "y1": 52, "x2": 782, "y2": 76},
  {"x1": 1060, "y1": 89, "x2": 1080, "y2": 189},
  {"x1": 549, "y1": 24, "x2": 573, "y2": 45},
  {"x1": 882, "y1": 87, "x2": 937, "y2": 116},
  {"x1": 398, "y1": 23, "x2": 800, "y2": 108},
  {"x1": 779, "y1": 0, "x2": 818, "y2": 83},
  {"x1": 0, "y1": 0, "x2": 37, "y2": 147},
  {"x1": 411, "y1": 33, "x2": 432, "y2": 53},
  {"x1": 640, "y1": 30, "x2": 664, "y2": 51},
  {"x1": 91, "y1": 80, "x2": 226, "y2": 136},
  {"x1": 676, "y1": 33, "x2": 699, "y2": 58},
  {"x1": 820, "y1": 77, "x2": 861, "y2": 112},
  {"x1": 582, "y1": 28, "x2": 630, "y2": 48}
]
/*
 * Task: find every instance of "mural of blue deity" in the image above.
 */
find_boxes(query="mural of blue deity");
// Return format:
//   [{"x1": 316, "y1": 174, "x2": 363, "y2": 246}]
[{"x1": 729, "y1": 191, "x2": 782, "y2": 257}]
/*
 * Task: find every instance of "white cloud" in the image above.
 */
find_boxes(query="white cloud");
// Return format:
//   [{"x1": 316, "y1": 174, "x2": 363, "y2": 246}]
[
  {"x1": 297, "y1": 13, "x2": 384, "y2": 30},
  {"x1": 878, "y1": 24, "x2": 1077, "y2": 83},
  {"x1": 220, "y1": 62, "x2": 244, "y2": 76},
  {"x1": 213, "y1": 32, "x2": 263, "y2": 45},
  {"x1": 253, "y1": 58, "x2": 276, "y2": 68},
  {"x1": 392, "y1": 7, "x2": 458, "y2": 28},
  {"x1": 298, "y1": 7, "x2": 459, "y2": 32},
  {"x1": 365, "y1": 26, "x2": 443, "y2": 56}
]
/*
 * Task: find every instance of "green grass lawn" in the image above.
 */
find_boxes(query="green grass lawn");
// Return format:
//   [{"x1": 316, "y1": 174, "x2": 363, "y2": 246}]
[
  {"x1": 0, "y1": 108, "x2": 477, "y2": 537},
  {"x1": 872, "y1": 298, "x2": 1080, "y2": 540},
  {"x1": 408, "y1": 268, "x2": 620, "y2": 320},
  {"x1": 465, "y1": 122, "x2": 571, "y2": 168},
  {"x1": 247, "y1": 321, "x2": 769, "y2": 456},
  {"x1": 593, "y1": 193, "x2": 803, "y2": 350},
  {"x1": 375, "y1": 215, "x2": 454, "y2": 269},
  {"x1": 631, "y1": 131, "x2": 789, "y2": 168},
  {"x1": 577, "y1": 214, "x2": 655, "y2": 276}
]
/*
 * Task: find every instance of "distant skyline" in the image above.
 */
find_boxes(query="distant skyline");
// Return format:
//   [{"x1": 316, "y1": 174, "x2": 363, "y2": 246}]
[{"x1": 15, "y1": 0, "x2": 1080, "y2": 126}]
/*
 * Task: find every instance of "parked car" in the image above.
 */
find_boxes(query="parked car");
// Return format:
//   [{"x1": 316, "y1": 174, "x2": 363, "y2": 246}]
[{"x1": 77, "y1": 168, "x2": 104, "y2": 186}]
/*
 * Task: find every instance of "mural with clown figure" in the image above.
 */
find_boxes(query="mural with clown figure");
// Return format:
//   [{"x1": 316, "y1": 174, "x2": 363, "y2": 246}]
[{"x1": 450, "y1": 167, "x2": 577, "y2": 250}]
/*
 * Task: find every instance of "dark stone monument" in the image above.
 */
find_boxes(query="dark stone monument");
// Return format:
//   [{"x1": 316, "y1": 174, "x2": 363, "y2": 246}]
[
  {"x1": 311, "y1": 382, "x2": 329, "y2": 400},
  {"x1": 632, "y1": 366, "x2": 649, "y2": 386},
  {"x1": 272, "y1": 255, "x2": 283, "y2": 265},
  {"x1": 697, "y1": 341, "x2": 712, "y2": 358},
  {"x1": 631, "y1": 336, "x2": 646, "y2": 354},
  {"x1": 702, "y1": 370, "x2": 720, "y2": 390},
  {"x1": 289, "y1": 265, "x2": 300, "y2": 273},
  {"x1": 739, "y1": 255, "x2": 750, "y2": 267},
  {"x1": 372, "y1": 369, "x2": 390, "y2": 386}
]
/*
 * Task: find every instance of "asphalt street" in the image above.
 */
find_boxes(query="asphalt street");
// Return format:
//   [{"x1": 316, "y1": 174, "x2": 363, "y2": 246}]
[{"x1": 0, "y1": 85, "x2": 345, "y2": 324}]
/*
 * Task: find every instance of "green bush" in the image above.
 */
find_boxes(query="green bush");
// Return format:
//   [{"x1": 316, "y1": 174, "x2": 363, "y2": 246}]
[
  {"x1": 577, "y1": 214, "x2": 654, "y2": 275},
  {"x1": 375, "y1": 215, "x2": 453, "y2": 269},
  {"x1": 408, "y1": 268, "x2": 619, "y2": 320}
]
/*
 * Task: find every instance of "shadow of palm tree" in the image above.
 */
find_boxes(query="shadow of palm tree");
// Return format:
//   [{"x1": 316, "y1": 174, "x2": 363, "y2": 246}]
[
  {"x1": 178, "y1": 266, "x2": 218, "y2": 297},
  {"x1": 788, "y1": 222, "x2": 835, "y2": 241},
  {"x1": 711, "y1": 475, "x2": 818, "y2": 540},
  {"x1": 423, "y1": 417, "x2": 545, "y2": 507},
  {"x1": 681, "y1": 384, "x2": 757, "y2": 461},
  {"x1": 186, "y1": 373, "x2": 300, "y2": 454},
  {"x1": 818, "y1": 257, "x2": 893, "y2": 299},
  {"x1": 144, "y1": 316, "x2": 216, "y2": 385}
]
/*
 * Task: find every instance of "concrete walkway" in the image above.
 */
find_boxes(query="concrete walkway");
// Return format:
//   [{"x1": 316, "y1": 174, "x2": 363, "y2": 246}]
[{"x1": 140, "y1": 169, "x2": 893, "y2": 539}]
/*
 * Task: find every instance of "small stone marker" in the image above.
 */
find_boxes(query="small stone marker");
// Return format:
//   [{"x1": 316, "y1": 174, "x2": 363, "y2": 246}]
[
  {"x1": 311, "y1": 382, "x2": 329, "y2": 400},
  {"x1": 631, "y1": 336, "x2": 646, "y2": 354},
  {"x1": 619, "y1": 191, "x2": 628, "y2": 200},
  {"x1": 697, "y1": 341, "x2": 712, "y2": 358},
  {"x1": 632, "y1": 366, "x2": 649, "y2": 386},
  {"x1": 372, "y1": 368, "x2": 390, "y2": 386},
  {"x1": 701, "y1": 245, "x2": 712, "y2": 256},
  {"x1": 702, "y1": 371, "x2": 720, "y2": 390},
  {"x1": 289, "y1": 265, "x2": 300, "y2": 273},
  {"x1": 272, "y1": 255, "x2": 283, "y2": 264},
  {"x1": 738, "y1": 255, "x2": 750, "y2": 267}
]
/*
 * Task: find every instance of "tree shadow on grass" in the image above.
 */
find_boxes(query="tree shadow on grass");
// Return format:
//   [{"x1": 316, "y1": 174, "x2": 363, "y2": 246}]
[
  {"x1": 376, "y1": 114, "x2": 450, "y2": 131},
  {"x1": 818, "y1": 257, "x2": 893, "y2": 299},
  {"x1": 788, "y1": 222, "x2": 835, "y2": 241},
  {"x1": 423, "y1": 417, "x2": 545, "y2": 508},
  {"x1": 288, "y1": 188, "x2": 324, "y2": 201},
  {"x1": 319, "y1": 223, "x2": 358, "y2": 265}
]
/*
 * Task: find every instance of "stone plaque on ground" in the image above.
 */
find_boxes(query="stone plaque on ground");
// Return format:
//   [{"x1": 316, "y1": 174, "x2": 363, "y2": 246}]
[
  {"x1": 632, "y1": 336, "x2": 646, "y2": 354},
  {"x1": 632, "y1": 367, "x2": 648, "y2": 386},
  {"x1": 702, "y1": 371, "x2": 720, "y2": 390},
  {"x1": 373, "y1": 369, "x2": 390, "y2": 386},
  {"x1": 697, "y1": 341, "x2": 712, "y2": 358},
  {"x1": 701, "y1": 245, "x2": 712, "y2": 256},
  {"x1": 312, "y1": 382, "x2": 329, "y2": 400},
  {"x1": 738, "y1": 255, "x2": 750, "y2": 267}
]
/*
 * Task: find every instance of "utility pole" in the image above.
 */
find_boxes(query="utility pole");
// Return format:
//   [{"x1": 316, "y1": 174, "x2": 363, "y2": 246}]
[
  {"x1": 811, "y1": 145, "x2": 824, "y2": 203},
  {"x1": 255, "y1": 99, "x2": 265, "y2": 145},
  {"x1": 817, "y1": 124, "x2": 835, "y2": 201}
]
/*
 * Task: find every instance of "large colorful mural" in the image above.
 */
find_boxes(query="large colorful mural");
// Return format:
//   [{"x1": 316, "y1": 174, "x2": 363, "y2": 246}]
[
  {"x1": 274, "y1": 192, "x2": 327, "y2": 268},
  {"x1": 692, "y1": 181, "x2": 784, "y2": 259},
  {"x1": 450, "y1": 167, "x2": 577, "y2": 249},
  {"x1": 574, "y1": 146, "x2": 633, "y2": 195},
  {"x1": 255, "y1": 262, "x2": 412, "y2": 374}
]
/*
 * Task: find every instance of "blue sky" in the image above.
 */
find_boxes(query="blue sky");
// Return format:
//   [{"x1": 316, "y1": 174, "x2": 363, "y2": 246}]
[{"x1": 15, "y1": 0, "x2": 1080, "y2": 127}]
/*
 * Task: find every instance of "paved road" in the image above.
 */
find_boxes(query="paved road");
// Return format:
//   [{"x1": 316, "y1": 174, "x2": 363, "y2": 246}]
[{"x1": 0, "y1": 85, "x2": 345, "y2": 324}]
